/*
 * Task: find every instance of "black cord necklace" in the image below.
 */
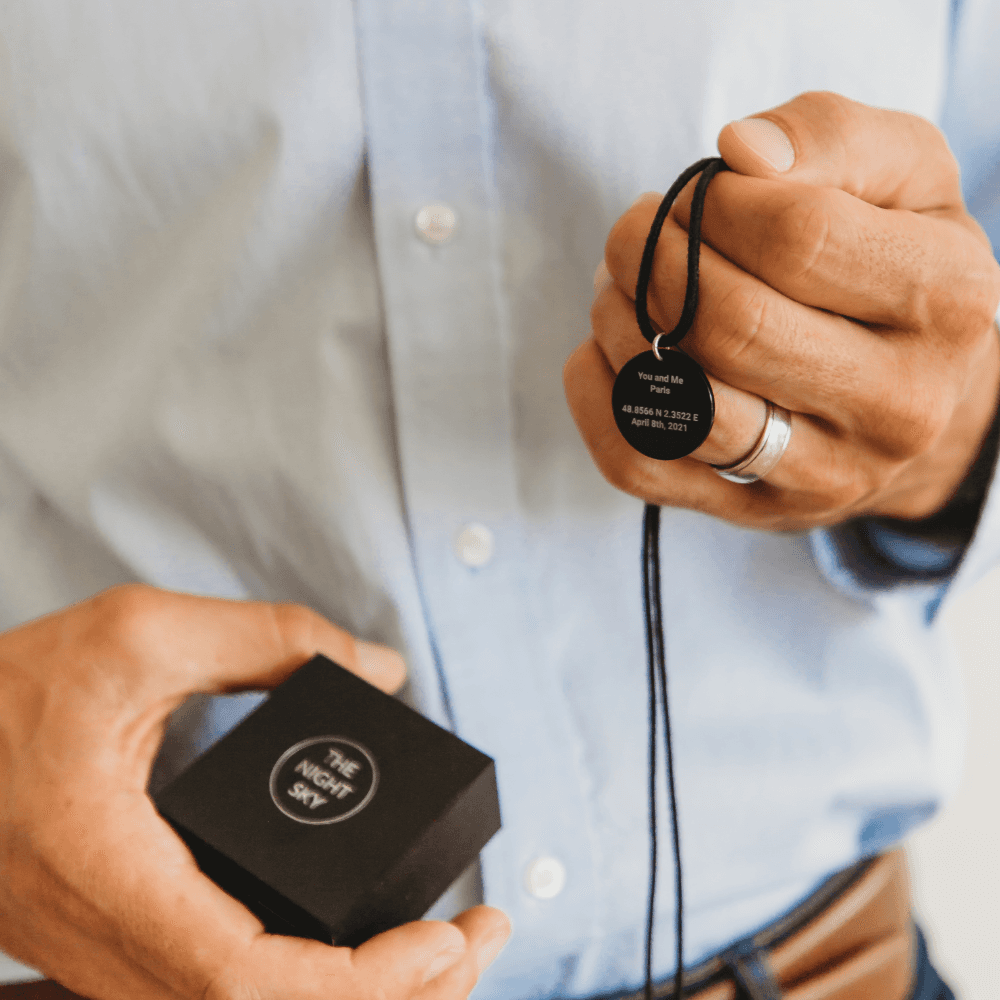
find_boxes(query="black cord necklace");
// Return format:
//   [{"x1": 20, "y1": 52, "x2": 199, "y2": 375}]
[
  {"x1": 613, "y1": 157, "x2": 727, "y2": 462},
  {"x1": 617, "y1": 157, "x2": 730, "y2": 1000}
]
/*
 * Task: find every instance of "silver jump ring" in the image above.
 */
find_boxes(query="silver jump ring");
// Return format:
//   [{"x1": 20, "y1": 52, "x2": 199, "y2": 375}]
[
  {"x1": 651, "y1": 333, "x2": 668, "y2": 361},
  {"x1": 712, "y1": 401, "x2": 792, "y2": 484}
]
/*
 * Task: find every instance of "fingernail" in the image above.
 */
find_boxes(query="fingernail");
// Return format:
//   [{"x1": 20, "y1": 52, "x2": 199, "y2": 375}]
[
  {"x1": 728, "y1": 118, "x2": 795, "y2": 172},
  {"x1": 422, "y1": 944, "x2": 464, "y2": 985},
  {"x1": 355, "y1": 640, "x2": 406, "y2": 690},
  {"x1": 477, "y1": 927, "x2": 512, "y2": 975}
]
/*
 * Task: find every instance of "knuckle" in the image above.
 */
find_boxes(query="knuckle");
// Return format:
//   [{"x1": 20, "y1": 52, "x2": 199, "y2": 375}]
[
  {"x1": 902, "y1": 392, "x2": 951, "y2": 456},
  {"x1": 604, "y1": 203, "x2": 654, "y2": 283},
  {"x1": 599, "y1": 449, "x2": 639, "y2": 497},
  {"x1": 0, "y1": 822, "x2": 59, "y2": 915},
  {"x1": 3, "y1": 848, "x2": 37, "y2": 912},
  {"x1": 267, "y1": 602, "x2": 321, "y2": 658},
  {"x1": 589, "y1": 285, "x2": 614, "y2": 337},
  {"x1": 203, "y1": 979, "x2": 253, "y2": 1000},
  {"x1": 909, "y1": 114, "x2": 959, "y2": 177},
  {"x1": 800, "y1": 89, "x2": 849, "y2": 111},
  {"x1": 799, "y1": 461, "x2": 870, "y2": 518},
  {"x1": 88, "y1": 583, "x2": 166, "y2": 651},
  {"x1": 826, "y1": 471, "x2": 876, "y2": 513},
  {"x1": 451, "y1": 961, "x2": 480, "y2": 999},
  {"x1": 822, "y1": 474, "x2": 879, "y2": 521},
  {"x1": 778, "y1": 433, "x2": 888, "y2": 521},
  {"x1": 562, "y1": 344, "x2": 587, "y2": 401},
  {"x1": 929, "y1": 239, "x2": 1000, "y2": 341},
  {"x1": 983, "y1": 259, "x2": 1000, "y2": 319},
  {"x1": 795, "y1": 90, "x2": 855, "y2": 131},
  {"x1": 871, "y1": 387, "x2": 950, "y2": 461},
  {"x1": 712, "y1": 284, "x2": 769, "y2": 364},
  {"x1": 775, "y1": 199, "x2": 831, "y2": 285},
  {"x1": 593, "y1": 437, "x2": 661, "y2": 503},
  {"x1": 961, "y1": 258, "x2": 1000, "y2": 335},
  {"x1": 201, "y1": 954, "x2": 261, "y2": 1000}
]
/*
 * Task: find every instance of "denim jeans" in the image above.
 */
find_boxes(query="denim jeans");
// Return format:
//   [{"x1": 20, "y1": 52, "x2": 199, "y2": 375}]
[{"x1": 910, "y1": 924, "x2": 957, "y2": 1000}]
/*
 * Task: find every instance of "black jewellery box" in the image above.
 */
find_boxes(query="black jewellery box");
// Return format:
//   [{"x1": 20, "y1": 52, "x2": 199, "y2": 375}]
[{"x1": 155, "y1": 654, "x2": 501, "y2": 947}]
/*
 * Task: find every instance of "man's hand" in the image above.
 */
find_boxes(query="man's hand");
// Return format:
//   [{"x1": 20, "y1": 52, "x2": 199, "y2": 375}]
[
  {"x1": 0, "y1": 584, "x2": 510, "y2": 1000},
  {"x1": 564, "y1": 91, "x2": 1000, "y2": 531}
]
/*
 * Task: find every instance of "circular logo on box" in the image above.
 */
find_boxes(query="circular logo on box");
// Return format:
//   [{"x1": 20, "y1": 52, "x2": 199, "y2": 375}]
[{"x1": 269, "y1": 736, "x2": 378, "y2": 825}]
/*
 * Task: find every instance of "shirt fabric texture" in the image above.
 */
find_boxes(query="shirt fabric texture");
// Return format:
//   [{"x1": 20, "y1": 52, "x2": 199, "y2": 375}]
[{"x1": 0, "y1": 1, "x2": 998, "y2": 996}]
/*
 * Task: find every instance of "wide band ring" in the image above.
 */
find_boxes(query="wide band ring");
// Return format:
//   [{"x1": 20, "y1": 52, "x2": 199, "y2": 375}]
[{"x1": 712, "y1": 401, "x2": 792, "y2": 484}]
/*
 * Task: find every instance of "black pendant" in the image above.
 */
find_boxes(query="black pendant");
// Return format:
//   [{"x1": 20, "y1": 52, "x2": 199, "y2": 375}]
[{"x1": 612, "y1": 349, "x2": 714, "y2": 460}]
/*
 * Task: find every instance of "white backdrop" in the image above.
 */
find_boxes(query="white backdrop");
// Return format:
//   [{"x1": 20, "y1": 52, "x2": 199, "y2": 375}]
[{"x1": 909, "y1": 564, "x2": 1000, "y2": 1000}]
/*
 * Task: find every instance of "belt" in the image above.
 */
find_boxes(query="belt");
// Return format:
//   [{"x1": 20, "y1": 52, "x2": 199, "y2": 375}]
[
  {"x1": 0, "y1": 850, "x2": 915, "y2": 1000},
  {"x1": 611, "y1": 849, "x2": 914, "y2": 1000}
]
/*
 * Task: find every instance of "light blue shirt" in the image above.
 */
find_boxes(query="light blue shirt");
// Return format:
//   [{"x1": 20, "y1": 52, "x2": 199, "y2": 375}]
[{"x1": 0, "y1": 1, "x2": 997, "y2": 996}]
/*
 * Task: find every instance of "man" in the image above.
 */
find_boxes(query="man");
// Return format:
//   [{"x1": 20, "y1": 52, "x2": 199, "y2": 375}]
[{"x1": 0, "y1": 2, "x2": 996, "y2": 999}]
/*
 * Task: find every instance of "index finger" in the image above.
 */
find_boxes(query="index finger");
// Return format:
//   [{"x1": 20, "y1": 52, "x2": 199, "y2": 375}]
[
  {"x1": 13, "y1": 585, "x2": 407, "y2": 701},
  {"x1": 144, "y1": 588, "x2": 409, "y2": 696}
]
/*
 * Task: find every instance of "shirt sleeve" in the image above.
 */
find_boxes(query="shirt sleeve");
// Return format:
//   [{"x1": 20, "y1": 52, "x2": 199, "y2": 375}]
[{"x1": 811, "y1": 0, "x2": 1000, "y2": 608}]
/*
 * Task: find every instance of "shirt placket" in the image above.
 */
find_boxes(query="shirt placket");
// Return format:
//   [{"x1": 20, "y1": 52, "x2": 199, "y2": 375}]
[{"x1": 354, "y1": 0, "x2": 600, "y2": 979}]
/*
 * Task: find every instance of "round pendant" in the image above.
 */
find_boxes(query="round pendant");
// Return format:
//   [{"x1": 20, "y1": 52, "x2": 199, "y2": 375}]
[{"x1": 612, "y1": 350, "x2": 714, "y2": 460}]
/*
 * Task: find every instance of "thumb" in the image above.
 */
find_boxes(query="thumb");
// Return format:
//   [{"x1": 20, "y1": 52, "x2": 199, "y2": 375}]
[
  {"x1": 717, "y1": 90, "x2": 961, "y2": 211},
  {"x1": 350, "y1": 919, "x2": 470, "y2": 994},
  {"x1": 352, "y1": 907, "x2": 510, "y2": 997},
  {"x1": 202, "y1": 920, "x2": 468, "y2": 1000},
  {"x1": 111, "y1": 585, "x2": 410, "y2": 696}
]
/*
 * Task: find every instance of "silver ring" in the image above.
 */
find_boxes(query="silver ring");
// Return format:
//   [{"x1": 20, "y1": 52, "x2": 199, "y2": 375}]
[
  {"x1": 651, "y1": 333, "x2": 668, "y2": 361},
  {"x1": 712, "y1": 401, "x2": 792, "y2": 484}
]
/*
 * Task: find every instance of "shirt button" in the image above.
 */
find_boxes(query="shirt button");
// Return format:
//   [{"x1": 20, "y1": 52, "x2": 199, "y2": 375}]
[
  {"x1": 524, "y1": 856, "x2": 566, "y2": 899},
  {"x1": 454, "y1": 523, "x2": 494, "y2": 568},
  {"x1": 414, "y1": 203, "x2": 457, "y2": 245}
]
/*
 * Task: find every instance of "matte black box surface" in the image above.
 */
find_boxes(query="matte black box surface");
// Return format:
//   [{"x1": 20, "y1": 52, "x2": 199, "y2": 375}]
[{"x1": 155, "y1": 655, "x2": 501, "y2": 946}]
